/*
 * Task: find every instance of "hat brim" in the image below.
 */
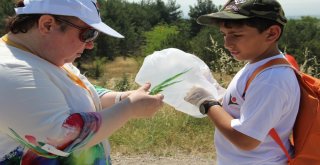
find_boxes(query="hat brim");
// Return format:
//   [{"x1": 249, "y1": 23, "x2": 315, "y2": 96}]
[
  {"x1": 197, "y1": 11, "x2": 250, "y2": 26},
  {"x1": 90, "y1": 22, "x2": 124, "y2": 38}
]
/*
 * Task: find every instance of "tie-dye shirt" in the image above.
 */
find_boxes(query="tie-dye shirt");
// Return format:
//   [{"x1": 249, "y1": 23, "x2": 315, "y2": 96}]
[{"x1": 0, "y1": 41, "x2": 112, "y2": 165}]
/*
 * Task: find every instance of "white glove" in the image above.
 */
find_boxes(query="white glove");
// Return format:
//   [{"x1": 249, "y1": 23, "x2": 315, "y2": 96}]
[{"x1": 184, "y1": 86, "x2": 216, "y2": 107}]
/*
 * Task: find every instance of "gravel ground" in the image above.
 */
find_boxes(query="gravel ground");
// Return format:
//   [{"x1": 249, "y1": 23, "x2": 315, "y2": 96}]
[{"x1": 111, "y1": 154, "x2": 216, "y2": 165}]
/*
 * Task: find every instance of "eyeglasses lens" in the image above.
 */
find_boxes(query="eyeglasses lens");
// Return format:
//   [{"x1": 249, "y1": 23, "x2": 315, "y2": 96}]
[{"x1": 81, "y1": 29, "x2": 99, "y2": 43}]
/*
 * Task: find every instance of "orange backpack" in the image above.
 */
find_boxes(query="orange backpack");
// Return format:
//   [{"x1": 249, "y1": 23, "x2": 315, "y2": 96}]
[{"x1": 244, "y1": 58, "x2": 320, "y2": 165}]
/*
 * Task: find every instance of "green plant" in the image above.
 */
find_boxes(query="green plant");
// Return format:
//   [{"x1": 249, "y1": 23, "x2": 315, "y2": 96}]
[
  {"x1": 301, "y1": 47, "x2": 320, "y2": 78},
  {"x1": 114, "y1": 74, "x2": 132, "y2": 91},
  {"x1": 92, "y1": 57, "x2": 107, "y2": 78},
  {"x1": 207, "y1": 35, "x2": 244, "y2": 86},
  {"x1": 150, "y1": 68, "x2": 191, "y2": 95}
]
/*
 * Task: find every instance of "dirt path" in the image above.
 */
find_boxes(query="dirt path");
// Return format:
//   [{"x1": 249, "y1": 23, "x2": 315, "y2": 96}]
[{"x1": 111, "y1": 154, "x2": 216, "y2": 165}]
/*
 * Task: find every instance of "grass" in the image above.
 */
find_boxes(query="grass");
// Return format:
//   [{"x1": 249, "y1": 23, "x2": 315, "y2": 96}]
[
  {"x1": 103, "y1": 56, "x2": 139, "y2": 79},
  {"x1": 86, "y1": 56, "x2": 218, "y2": 158},
  {"x1": 87, "y1": 56, "x2": 140, "y2": 89},
  {"x1": 109, "y1": 105, "x2": 216, "y2": 158}
]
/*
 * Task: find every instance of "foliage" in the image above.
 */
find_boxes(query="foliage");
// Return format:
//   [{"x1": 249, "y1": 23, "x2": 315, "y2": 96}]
[
  {"x1": 142, "y1": 24, "x2": 178, "y2": 56},
  {"x1": 211, "y1": 36, "x2": 243, "y2": 74},
  {"x1": 207, "y1": 36, "x2": 244, "y2": 84},
  {"x1": 188, "y1": 0, "x2": 219, "y2": 36},
  {"x1": 189, "y1": 26, "x2": 221, "y2": 63},
  {"x1": 114, "y1": 74, "x2": 132, "y2": 92},
  {"x1": 95, "y1": 0, "x2": 182, "y2": 60},
  {"x1": 1, "y1": 0, "x2": 319, "y2": 72},
  {"x1": 280, "y1": 17, "x2": 320, "y2": 66},
  {"x1": 95, "y1": 0, "x2": 128, "y2": 60},
  {"x1": 300, "y1": 47, "x2": 320, "y2": 78},
  {"x1": 160, "y1": 20, "x2": 192, "y2": 52}
]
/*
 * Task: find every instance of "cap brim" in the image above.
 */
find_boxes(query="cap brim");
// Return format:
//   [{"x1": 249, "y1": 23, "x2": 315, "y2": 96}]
[
  {"x1": 197, "y1": 11, "x2": 250, "y2": 26},
  {"x1": 90, "y1": 22, "x2": 124, "y2": 38}
]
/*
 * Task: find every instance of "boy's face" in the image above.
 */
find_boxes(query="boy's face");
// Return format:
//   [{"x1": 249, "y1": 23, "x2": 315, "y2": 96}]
[{"x1": 220, "y1": 23, "x2": 274, "y2": 63}]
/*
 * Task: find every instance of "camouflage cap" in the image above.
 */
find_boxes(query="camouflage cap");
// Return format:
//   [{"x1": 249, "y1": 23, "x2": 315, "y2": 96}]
[{"x1": 197, "y1": 0, "x2": 287, "y2": 26}]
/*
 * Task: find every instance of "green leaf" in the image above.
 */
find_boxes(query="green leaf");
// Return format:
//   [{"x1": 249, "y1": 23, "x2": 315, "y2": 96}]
[{"x1": 150, "y1": 68, "x2": 191, "y2": 95}]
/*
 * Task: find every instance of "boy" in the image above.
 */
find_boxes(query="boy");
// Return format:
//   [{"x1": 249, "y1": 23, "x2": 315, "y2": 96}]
[{"x1": 184, "y1": 0, "x2": 300, "y2": 164}]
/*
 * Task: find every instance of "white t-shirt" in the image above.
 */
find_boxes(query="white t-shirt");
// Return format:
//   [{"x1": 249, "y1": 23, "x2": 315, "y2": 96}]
[
  {"x1": 0, "y1": 41, "x2": 111, "y2": 164},
  {"x1": 216, "y1": 54, "x2": 300, "y2": 165}
]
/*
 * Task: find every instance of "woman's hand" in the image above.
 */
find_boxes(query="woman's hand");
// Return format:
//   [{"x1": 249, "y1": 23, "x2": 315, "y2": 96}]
[{"x1": 127, "y1": 83, "x2": 164, "y2": 118}]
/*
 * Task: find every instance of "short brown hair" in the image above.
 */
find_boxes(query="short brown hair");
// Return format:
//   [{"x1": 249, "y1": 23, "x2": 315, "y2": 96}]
[{"x1": 6, "y1": 14, "x2": 43, "y2": 34}]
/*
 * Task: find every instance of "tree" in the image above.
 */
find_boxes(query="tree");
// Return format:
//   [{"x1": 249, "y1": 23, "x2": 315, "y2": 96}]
[
  {"x1": 189, "y1": 26, "x2": 222, "y2": 64},
  {"x1": 161, "y1": 20, "x2": 192, "y2": 52},
  {"x1": 142, "y1": 24, "x2": 178, "y2": 56},
  {"x1": 188, "y1": 0, "x2": 219, "y2": 36},
  {"x1": 280, "y1": 17, "x2": 320, "y2": 65},
  {"x1": 162, "y1": 0, "x2": 182, "y2": 24},
  {"x1": 94, "y1": 0, "x2": 183, "y2": 60}
]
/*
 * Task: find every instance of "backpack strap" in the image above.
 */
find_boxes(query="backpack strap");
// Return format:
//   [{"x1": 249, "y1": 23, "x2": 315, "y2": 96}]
[
  {"x1": 269, "y1": 128, "x2": 292, "y2": 161},
  {"x1": 242, "y1": 58, "x2": 294, "y2": 97},
  {"x1": 243, "y1": 58, "x2": 293, "y2": 161}
]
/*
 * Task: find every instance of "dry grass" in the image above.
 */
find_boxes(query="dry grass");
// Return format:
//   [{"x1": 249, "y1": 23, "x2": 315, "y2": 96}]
[
  {"x1": 104, "y1": 56, "x2": 140, "y2": 80},
  {"x1": 87, "y1": 56, "x2": 140, "y2": 88}
]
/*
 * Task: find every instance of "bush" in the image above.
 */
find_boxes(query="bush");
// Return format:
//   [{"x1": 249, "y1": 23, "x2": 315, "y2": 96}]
[{"x1": 114, "y1": 74, "x2": 132, "y2": 91}]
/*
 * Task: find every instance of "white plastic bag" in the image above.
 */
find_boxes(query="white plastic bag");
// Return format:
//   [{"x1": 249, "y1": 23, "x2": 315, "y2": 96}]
[{"x1": 135, "y1": 48, "x2": 225, "y2": 118}]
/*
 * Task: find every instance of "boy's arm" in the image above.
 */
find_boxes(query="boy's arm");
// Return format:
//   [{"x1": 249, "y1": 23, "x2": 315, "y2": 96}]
[
  {"x1": 184, "y1": 86, "x2": 261, "y2": 150},
  {"x1": 206, "y1": 105, "x2": 261, "y2": 150}
]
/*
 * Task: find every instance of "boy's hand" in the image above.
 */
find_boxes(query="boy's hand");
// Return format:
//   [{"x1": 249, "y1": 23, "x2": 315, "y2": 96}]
[{"x1": 184, "y1": 86, "x2": 216, "y2": 107}]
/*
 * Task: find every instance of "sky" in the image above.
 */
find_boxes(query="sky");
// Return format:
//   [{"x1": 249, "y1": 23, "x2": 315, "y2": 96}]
[{"x1": 129, "y1": 0, "x2": 320, "y2": 18}]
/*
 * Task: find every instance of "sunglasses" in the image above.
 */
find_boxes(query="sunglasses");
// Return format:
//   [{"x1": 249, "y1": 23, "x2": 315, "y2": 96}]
[{"x1": 54, "y1": 17, "x2": 99, "y2": 43}]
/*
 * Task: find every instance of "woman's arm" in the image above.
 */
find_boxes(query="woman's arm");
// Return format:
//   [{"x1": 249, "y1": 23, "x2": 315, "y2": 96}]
[
  {"x1": 99, "y1": 90, "x2": 133, "y2": 109},
  {"x1": 84, "y1": 83, "x2": 163, "y2": 148}
]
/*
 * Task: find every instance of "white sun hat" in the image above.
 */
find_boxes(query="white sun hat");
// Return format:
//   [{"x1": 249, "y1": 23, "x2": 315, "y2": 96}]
[{"x1": 15, "y1": 0, "x2": 124, "y2": 38}]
